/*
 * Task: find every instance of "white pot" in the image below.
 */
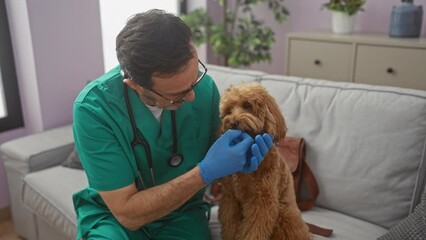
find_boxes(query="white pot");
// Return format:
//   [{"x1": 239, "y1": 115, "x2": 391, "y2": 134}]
[{"x1": 332, "y1": 11, "x2": 356, "y2": 34}]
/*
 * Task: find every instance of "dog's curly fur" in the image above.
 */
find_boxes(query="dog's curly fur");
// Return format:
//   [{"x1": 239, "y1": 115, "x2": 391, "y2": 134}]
[{"x1": 218, "y1": 83, "x2": 311, "y2": 240}]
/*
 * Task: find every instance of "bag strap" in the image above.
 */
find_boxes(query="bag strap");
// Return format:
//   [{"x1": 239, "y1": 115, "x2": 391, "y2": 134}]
[{"x1": 307, "y1": 223, "x2": 333, "y2": 237}]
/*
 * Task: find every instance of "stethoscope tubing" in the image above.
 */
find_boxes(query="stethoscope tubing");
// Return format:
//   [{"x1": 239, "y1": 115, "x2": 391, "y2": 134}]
[
  {"x1": 124, "y1": 85, "x2": 151, "y2": 188},
  {"x1": 123, "y1": 84, "x2": 182, "y2": 190}
]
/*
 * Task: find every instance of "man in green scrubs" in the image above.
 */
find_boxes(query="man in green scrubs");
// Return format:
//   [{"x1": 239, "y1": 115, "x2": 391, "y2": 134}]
[{"x1": 73, "y1": 9, "x2": 273, "y2": 240}]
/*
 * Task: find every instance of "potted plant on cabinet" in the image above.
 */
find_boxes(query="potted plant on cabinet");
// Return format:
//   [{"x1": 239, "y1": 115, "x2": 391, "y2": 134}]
[
  {"x1": 180, "y1": 0, "x2": 289, "y2": 67},
  {"x1": 323, "y1": 0, "x2": 366, "y2": 34}
]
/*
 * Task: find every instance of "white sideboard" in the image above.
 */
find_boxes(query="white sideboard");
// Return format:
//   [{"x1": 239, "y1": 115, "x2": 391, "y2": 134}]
[{"x1": 285, "y1": 32, "x2": 426, "y2": 90}]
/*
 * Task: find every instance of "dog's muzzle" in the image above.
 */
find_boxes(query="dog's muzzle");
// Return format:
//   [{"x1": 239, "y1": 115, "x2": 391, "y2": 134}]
[{"x1": 229, "y1": 121, "x2": 257, "y2": 138}]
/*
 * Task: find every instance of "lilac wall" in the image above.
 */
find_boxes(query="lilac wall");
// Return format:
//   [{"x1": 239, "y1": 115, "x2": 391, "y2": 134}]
[
  {"x1": 0, "y1": 0, "x2": 104, "y2": 209},
  {"x1": 207, "y1": 0, "x2": 426, "y2": 74},
  {"x1": 27, "y1": 0, "x2": 104, "y2": 130}
]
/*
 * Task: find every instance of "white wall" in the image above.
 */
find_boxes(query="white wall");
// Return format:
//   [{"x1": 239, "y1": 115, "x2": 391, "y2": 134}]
[
  {"x1": 0, "y1": 73, "x2": 5, "y2": 118},
  {"x1": 99, "y1": 1, "x2": 179, "y2": 72},
  {"x1": 187, "y1": 0, "x2": 208, "y2": 61},
  {"x1": 5, "y1": 0, "x2": 43, "y2": 134}
]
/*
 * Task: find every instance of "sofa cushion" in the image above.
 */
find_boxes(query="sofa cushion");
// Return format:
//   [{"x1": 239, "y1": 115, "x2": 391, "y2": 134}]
[
  {"x1": 209, "y1": 205, "x2": 387, "y2": 240},
  {"x1": 0, "y1": 125, "x2": 74, "y2": 172},
  {"x1": 22, "y1": 166, "x2": 87, "y2": 239},
  {"x1": 62, "y1": 146, "x2": 83, "y2": 169},
  {"x1": 302, "y1": 207, "x2": 388, "y2": 239},
  {"x1": 21, "y1": 165, "x2": 223, "y2": 240},
  {"x1": 206, "y1": 64, "x2": 264, "y2": 94},
  {"x1": 209, "y1": 206, "x2": 221, "y2": 240},
  {"x1": 260, "y1": 75, "x2": 426, "y2": 229}
]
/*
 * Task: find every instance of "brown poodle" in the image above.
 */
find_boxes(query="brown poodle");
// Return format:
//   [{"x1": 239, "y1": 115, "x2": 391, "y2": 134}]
[{"x1": 218, "y1": 82, "x2": 311, "y2": 240}]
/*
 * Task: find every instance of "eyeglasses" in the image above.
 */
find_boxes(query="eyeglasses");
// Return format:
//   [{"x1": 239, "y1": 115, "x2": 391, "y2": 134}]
[{"x1": 149, "y1": 59, "x2": 207, "y2": 106}]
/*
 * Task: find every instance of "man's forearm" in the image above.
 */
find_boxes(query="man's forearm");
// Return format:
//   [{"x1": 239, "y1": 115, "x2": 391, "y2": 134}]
[{"x1": 120, "y1": 166, "x2": 206, "y2": 230}]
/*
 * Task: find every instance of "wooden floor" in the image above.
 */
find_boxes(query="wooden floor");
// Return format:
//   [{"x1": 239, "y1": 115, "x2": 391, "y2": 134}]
[{"x1": 0, "y1": 220, "x2": 23, "y2": 240}]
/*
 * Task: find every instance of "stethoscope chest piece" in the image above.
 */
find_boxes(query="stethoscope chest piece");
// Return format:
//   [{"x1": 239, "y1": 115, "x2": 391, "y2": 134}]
[{"x1": 168, "y1": 153, "x2": 183, "y2": 167}]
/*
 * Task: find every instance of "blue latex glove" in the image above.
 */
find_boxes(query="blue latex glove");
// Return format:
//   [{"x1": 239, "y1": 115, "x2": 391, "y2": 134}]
[
  {"x1": 243, "y1": 133, "x2": 274, "y2": 173},
  {"x1": 197, "y1": 129, "x2": 254, "y2": 185}
]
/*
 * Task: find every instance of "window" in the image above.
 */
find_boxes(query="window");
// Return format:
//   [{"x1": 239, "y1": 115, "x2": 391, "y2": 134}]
[{"x1": 0, "y1": 0, "x2": 24, "y2": 132}]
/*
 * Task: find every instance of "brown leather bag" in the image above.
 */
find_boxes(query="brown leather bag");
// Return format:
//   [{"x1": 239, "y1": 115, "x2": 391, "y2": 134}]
[
  {"x1": 278, "y1": 137, "x2": 333, "y2": 237},
  {"x1": 277, "y1": 137, "x2": 318, "y2": 210}
]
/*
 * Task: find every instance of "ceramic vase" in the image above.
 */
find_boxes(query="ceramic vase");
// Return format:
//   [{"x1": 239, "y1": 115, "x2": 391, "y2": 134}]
[
  {"x1": 389, "y1": 2, "x2": 423, "y2": 38},
  {"x1": 332, "y1": 11, "x2": 356, "y2": 34}
]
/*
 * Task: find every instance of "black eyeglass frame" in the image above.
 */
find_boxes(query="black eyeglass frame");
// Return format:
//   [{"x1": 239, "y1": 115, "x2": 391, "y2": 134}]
[{"x1": 148, "y1": 59, "x2": 207, "y2": 105}]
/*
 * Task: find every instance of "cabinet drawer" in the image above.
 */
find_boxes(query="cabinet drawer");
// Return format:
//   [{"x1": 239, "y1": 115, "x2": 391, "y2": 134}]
[
  {"x1": 287, "y1": 39, "x2": 352, "y2": 82},
  {"x1": 354, "y1": 45, "x2": 426, "y2": 90}
]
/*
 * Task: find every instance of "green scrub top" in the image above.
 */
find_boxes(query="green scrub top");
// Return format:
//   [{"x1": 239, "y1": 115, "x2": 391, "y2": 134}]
[{"x1": 72, "y1": 66, "x2": 220, "y2": 239}]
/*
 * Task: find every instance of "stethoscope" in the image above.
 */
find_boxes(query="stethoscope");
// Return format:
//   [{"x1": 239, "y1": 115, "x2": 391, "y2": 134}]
[{"x1": 124, "y1": 84, "x2": 183, "y2": 190}]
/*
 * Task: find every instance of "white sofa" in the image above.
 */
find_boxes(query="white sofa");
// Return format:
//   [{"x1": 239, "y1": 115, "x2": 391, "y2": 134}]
[{"x1": 1, "y1": 64, "x2": 425, "y2": 240}]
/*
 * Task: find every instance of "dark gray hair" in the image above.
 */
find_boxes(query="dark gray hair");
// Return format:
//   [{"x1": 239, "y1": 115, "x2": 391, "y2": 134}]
[{"x1": 116, "y1": 9, "x2": 194, "y2": 89}]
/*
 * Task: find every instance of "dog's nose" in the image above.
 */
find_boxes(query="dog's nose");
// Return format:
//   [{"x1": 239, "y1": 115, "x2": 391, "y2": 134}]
[{"x1": 230, "y1": 121, "x2": 239, "y2": 129}]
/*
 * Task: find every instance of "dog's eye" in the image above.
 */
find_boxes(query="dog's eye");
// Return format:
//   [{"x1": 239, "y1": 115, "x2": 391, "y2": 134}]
[
  {"x1": 222, "y1": 107, "x2": 231, "y2": 116},
  {"x1": 242, "y1": 101, "x2": 252, "y2": 110}
]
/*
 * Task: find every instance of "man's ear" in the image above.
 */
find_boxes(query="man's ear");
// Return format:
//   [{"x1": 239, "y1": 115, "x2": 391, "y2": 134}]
[{"x1": 123, "y1": 78, "x2": 140, "y2": 92}]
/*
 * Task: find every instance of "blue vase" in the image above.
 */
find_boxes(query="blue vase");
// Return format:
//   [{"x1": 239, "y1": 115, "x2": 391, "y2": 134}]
[{"x1": 389, "y1": 2, "x2": 423, "y2": 38}]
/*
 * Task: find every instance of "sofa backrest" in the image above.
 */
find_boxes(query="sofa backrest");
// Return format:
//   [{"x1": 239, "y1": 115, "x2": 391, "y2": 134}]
[
  {"x1": 207, "y1": 64, "x2": 426, "y2": 229},
  {"x1": 259, "y1": 75, "x2": 426, "y2": 229},
  {"x1": 206, "y1": 64, "x2": 264, "y2": 94}
]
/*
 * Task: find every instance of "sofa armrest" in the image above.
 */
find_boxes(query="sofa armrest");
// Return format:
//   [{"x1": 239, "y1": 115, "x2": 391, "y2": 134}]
[{"x1": 0, "y1": 125, "x2": 74, "y2": 174}]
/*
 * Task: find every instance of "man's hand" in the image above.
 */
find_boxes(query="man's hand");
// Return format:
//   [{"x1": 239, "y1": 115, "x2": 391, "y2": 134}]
[
  {"x1": 197, "y1": 130, "x2": 274, "y2": 185},
  {"x1": 243, "y1": 133, "x2": 274, "y2": 173}
]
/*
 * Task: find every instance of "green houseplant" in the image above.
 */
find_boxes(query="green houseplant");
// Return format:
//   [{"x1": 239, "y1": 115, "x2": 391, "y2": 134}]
[
  {"x1": 322, "y1": 0, "x2": 366, "y2": 16},
  {"x1": 181, "y1": 0, "x2": 289, "y2": 67}
]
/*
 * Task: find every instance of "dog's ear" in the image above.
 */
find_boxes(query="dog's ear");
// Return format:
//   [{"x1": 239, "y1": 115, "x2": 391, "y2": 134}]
[
  {"x1": 224, "y1": 84, "x2": 234, "y2": 93},
  {"x1": 264, "y1": 94, "x2": 287, "y2": 142}
]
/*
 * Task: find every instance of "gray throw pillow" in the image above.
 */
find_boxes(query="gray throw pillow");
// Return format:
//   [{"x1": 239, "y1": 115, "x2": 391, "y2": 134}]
[
  {"x1": 62, "y1": 146, "x2": 83, "y2": 169},
  {"x1": 378, "y1": 189, "x2": 426, "y2": 240}
]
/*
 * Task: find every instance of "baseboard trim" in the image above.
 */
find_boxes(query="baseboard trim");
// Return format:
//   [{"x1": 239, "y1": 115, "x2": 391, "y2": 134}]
[{"x1": 0, "y1": 206, "x2": 11, "y2": 223}]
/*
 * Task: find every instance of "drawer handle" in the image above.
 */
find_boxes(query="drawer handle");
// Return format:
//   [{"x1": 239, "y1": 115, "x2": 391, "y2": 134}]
[
  {"x1": 314, "y1": 59, "x2": 321, "y2": 66},
  {"x1": 386, "y1": 67, "x2": 395, "y2": 74}
]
